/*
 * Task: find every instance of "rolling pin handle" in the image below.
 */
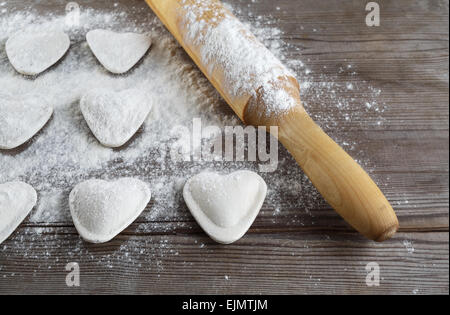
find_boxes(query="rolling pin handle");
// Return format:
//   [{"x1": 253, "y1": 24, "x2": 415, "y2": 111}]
[{"x1": 245, "y1": 77, "x2": 399, "y2": 242}]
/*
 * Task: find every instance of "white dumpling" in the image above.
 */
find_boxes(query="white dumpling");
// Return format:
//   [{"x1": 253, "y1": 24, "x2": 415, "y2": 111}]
[
  {"x1": 0, "y1": 95, "x2": 53, "y2": 150},
  {"x1": 69, "y1": 178, "x2": 151, "y2": 243},
  {"x1": 183, "y1": 170, "x2": 267, "y2": 244},
  {"x1": 80, "y1": 88, "x2": 152, "y2": 148},
  {"x1": 0, "y1": 182, "x2": 37, "y2": 244},
  {"x1": 86, "y1": 29, "x2": 152, "y2": 74},
  {"x1": 6, "y1": 30, "x2": 70, "y2": 75}
]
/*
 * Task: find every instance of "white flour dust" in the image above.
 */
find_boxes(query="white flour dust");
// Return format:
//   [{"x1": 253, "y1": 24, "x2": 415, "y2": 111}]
[
  {"x1": 180, "y1": 0, "x2": 297, "y2": 116},
  {"x1": 0, "y1": 8, "x2": 238, "y2": 225},
  {"x1": 0, "y1": 1, "x2": 388, "y2": 271}
]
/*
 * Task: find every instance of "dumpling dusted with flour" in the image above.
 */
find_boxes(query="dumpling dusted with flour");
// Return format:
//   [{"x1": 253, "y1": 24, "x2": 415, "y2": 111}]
[
  {"x1": 0, "y1": 182, "x2": 37, "y2": 244},
  {"x1": 80, "y1": 88, "x2": 153, "y2": 148},
  {"x1": 69, "y1": 178, "x2": 151, "y2": 243},
  {"x1": 6, "y1": 30, "x2": 70, "y2": 76},
  {"x1": 86, "y1": 29, "x2": 152, "y2": 74},
  {"x1": 0, "y1": 94, "x2": 53, "y2": 150},
  {"x1": 183, "y1": 170, "x2": 267, "y2": 244}
]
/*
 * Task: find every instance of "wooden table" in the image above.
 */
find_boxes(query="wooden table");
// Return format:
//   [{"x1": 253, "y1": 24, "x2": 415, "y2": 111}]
[{"x1": 0, "y1": 0, "x2": 448, "y2": 294}]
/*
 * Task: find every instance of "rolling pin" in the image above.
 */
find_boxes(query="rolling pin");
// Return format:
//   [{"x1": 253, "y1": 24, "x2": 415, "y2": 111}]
[{"x1": 145, "y1": 0, "x2": 399, "y2": 241}]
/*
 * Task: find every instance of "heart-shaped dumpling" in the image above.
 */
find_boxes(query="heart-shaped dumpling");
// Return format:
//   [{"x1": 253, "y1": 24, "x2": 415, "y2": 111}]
[
  {"x1": 6, "y1": 30, "x2": 70, "y2": 76},
  {"x1": 80, "y1": 88, "x2": 152, "y2": 148},
  {"x1": 69, "y1": 178, "x2": 151, "y2": 243},
  {"x1": 183, "y1": 170, "x2": 267, "y2": 244},
  {"x1": 0, "y1": 95, "x2": 53, "y2": 149},
  {"x1": 86, "y1": 29, "x2": 152, "y2": 74},
  {"x1": 0, "y1": 182, "x2": 37, "y2": 244}
]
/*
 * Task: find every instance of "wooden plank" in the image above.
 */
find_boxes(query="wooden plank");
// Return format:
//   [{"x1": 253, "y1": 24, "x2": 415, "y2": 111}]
[
  {"x1": 19, "y1": 129, "x2": 447, "y2": 232},
  {"x1": 0, "y1": 230, "x2": 447, "y2": 294},
  {"x1": 0, "y1": 0, "x2": 448, "y2": 294},
  {"x1": 241, "y1": 0, "x2": 449, "y2": 132}
]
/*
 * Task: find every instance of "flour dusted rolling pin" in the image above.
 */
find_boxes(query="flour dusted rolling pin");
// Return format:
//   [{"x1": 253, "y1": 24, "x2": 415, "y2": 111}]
[{"x1": 145, "y1": 0, "x2": 399, "y2": 241}]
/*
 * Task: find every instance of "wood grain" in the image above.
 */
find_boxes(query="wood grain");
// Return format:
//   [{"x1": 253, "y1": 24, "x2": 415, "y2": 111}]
[
  {"x1": 0, "y1": 0, "x2": 448, "y2": 294},
  {"x1": 0, "y1": 229, "x2": 447, "y2": 295},
  {"x1": 146, "y1": 0, "x2": 400, "y2": 241}
]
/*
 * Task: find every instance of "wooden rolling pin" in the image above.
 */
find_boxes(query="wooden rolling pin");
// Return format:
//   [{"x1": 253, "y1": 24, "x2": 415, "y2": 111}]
[{"x1": 145, "y1": 0, "x2": 399, "y2": 241}]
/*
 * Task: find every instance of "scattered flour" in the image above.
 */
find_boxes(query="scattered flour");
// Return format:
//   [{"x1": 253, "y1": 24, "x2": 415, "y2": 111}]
[
  {"x1": 0, "y1": 1, "x2": 389, "y2": 271},
  {"x1": 0, "y1": 7, "x2": 243, "y2": 231}
]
